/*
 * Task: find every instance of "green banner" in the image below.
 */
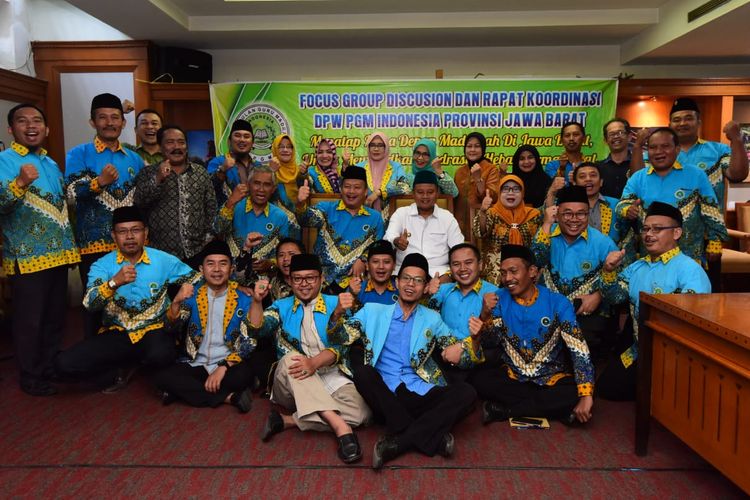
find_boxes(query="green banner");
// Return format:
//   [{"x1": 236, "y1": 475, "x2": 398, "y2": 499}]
[{"x1": 209, "y1": 79, "x2": 618, "y2": 176}]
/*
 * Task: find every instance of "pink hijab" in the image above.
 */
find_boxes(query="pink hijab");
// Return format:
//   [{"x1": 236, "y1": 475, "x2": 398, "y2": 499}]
[{"x1": 365, "y1": 131, "x2": 390, "y2": 194}]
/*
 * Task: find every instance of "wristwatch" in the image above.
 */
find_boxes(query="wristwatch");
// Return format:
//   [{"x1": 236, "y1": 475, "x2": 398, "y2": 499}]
[
  {"x1": 108, "y1": 279, "x2": 118, "y2": 289},
  {"x1": 217, "y1": 359, "x2": 230, "y2": 368},
  {"x1": 438, "y1": 172, "x2": 446, "y2": 180}
]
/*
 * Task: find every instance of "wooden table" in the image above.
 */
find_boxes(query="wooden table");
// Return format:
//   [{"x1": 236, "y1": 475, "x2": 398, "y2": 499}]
[{"x1": 637, "y1": 293, "x2": 750, "y2": 494}]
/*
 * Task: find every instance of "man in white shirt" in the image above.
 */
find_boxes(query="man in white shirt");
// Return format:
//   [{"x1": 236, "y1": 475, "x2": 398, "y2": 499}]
[{"x1": 385, "y1": 171, "x2": 464, "y2": 281}]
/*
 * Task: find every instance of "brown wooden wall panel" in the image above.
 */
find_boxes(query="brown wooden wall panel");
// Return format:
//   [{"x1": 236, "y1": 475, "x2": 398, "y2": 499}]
[{"x1": 0, "y1": 68, "x2": 47, "y2": 107}]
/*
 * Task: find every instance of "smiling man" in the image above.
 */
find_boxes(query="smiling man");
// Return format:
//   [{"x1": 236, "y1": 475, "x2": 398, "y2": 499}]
[
  {"x1": 597, "y1": 118, "x2": 633, "y2": 198},
  {"x1": 544, "y1": 121, "x2": 586, "y2": 182},
  {"x1": 349, "y1": 239, "x2": 399, "y2": 305},
  {"x1": 473, "y1": 244, "x2": 595, "y2": 426},
  {"x1": 125, "y1": 109, "x2": 164, "y2": 166},
  {"x1": 0, "y1": 103, "x2": 80, "y2": 396},
  {"x1": 207, "y1": 119, "x2": 260, "y2": 206},
  {"x1": 55, "y1": 206, "x2": 198, "y2": 391},
  {"x1": 598, "y1": 202, "x2": 711, "y2": 401},
  {"x1": 134, "y1": 125, "x2": 217, "y2": 265},
  {"x1": 65, "y1": 93, "x2": 144, "y2": 338},
  {"x1": 296, "y1": 165, "x2": 384, "y2": 294},
  {"x1": 572, "y1": 162, "x2": 625, "y2": 243}
]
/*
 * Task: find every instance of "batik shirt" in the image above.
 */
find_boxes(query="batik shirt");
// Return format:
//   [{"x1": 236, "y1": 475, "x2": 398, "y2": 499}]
[
  {"x1": 297, "y1": 200, "x2": 384, "y2": 288},
  {"x1": 65, "y1": 137, "x2": 143, "y2": 254},
  {"x1": 215, "y1": 199, "x2": 298, "y2": 258},
  {"x1": 83, "y1": 247, "x2": 197, "y2": 343},
  {"x1": 616, "y1": 162, "x2": 727, "y2": 265},
  {"x1": 481, "y1": 286, "x2": 594, "y2": 396},
  {"x1": 206, "y1": 155, "x2": 261, "y2": 206},
  {"x1": 589, "y1": 195, "x2": 627, "y2": 244},
  {"x1": 356, "y1": 277, "x2": 398, "y2": 305},
  {"x1": 601, "y1": 247, "x2": 711, "y2": 367},
  {"x1": 0, "y1": 143, "x2": 80, "y2": 274},
  {"x1": 532, "y1": 225, "x2": 618, "y2": 300},
  {"x1": 134, "y1": 162, "x2": 217, "y2": 260},
  {"x1": 428, "y1": 280, "x2": 499, "y2": 340}
]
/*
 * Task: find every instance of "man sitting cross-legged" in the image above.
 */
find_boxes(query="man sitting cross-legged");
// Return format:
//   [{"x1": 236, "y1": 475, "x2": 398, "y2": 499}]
[
  {"x1": 473, "y1": 244, "x2": 595, "y2": 426},
  {"x1": 245, "y1": 254, "x2": 371, "y2": 464}
]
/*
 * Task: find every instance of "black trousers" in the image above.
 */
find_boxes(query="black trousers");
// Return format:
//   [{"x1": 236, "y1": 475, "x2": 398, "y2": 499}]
[
  {"x1": 577, "y1": 313, "x2": 618, "y2": 363},
  {"x1": 10, "y1": 265, "x2": 68, "y2": 386},
  {"x1": 596, "y1": 322, "x2": 637, "y2": 401},
  {"x1": 353, "y1": 364, "x2": 476, "y2": 456},
  {"x1": 78, "y1": 252, "x2": 107, "y2": 339},
  {"x1": 55, "y1": 328, "x2": 175, "y2": 383},
  {"x1": 471, "y1": 365, "x2": 579, "y2": 419},
  {"x1": 153, "y1": 362, "x2": 254, "y2": 407}
]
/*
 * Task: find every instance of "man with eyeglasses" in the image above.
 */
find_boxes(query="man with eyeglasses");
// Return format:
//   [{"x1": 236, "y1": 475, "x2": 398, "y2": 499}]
[
  {"x1": 246, "y1": 253, "x2": 371, "y2": 464},
  {"x1": 616, "y1": 127, "x2": 727, "y2": 268},
  {"x1": 596, "y1": 118, "x2": 635, "y2": 198},
  {"x1": 473, "y1": 244, "x2": 595, "y2": 426},
  {"x1": 296, "y1": 165, "x2": 384, "y2": 294},
  {"x1": 532, "y1": 185, "x2": 618, "y2": 361},
  {"x1": 134, "y1": 125, "x2": 217, "y2": 266},
  {"x1": 597, "y1": 202, "x2": 710, "y2": 401},
  {"x1": 384, "y1": 170, "x2": 464, "y2": 282},
  {"x1": 55, "y1": 206, "x2": 198, "y2": 391},
  {"x1": 207, "y1": 119, "x2": 261, "y2": 206},
  {"x1": 331, "y1": 252, "x2": 481, "y2": 469},
  {"x1": 572, "y1": 162, "x2": 626, "y2": 244}
]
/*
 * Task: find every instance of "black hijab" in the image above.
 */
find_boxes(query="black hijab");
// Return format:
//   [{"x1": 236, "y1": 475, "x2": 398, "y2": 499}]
[
  {"x1": 464, "y1": 132, "x2": 488, "y2": 167},
  {"x1": 512, "y1": 145, "x2": 550, "y2": 208}
]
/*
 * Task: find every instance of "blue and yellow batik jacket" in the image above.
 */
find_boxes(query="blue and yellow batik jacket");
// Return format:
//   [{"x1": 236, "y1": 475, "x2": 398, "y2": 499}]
[
  {"x1": 215, "y1": 198, "x2": 299, "y2": 258},
  {"x1": 0, "y1": 143, "x2": 80, "y2": 274},
  {"x1": 84, "y1": 246, "x2": 198, "y2": 343},
  {"x1": 65, "y1": 137, "x2": 143, "y2": 255},
  {"x1": 330, "y1": 302, "x2": 483, "y2": 387},
  {"x1": 481, "y1": 286, "x2": 594, "y2": 397},
  {"x1": 167, "y1": 280, "x2": 256, "y2": 364}
]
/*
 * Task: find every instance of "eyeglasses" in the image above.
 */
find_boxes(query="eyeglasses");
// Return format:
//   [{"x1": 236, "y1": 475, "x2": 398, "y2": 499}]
[
  {"x1": 290, "y1": 274, "x2": 320, "y2": 285},
  {"x1": 368, "y1": 142, "x2": 386, "y2": 150},
  {"x1": 399, "y1": 274, "x2": 426, "y2": 285},
  {"x1": 501, "y1": 186, "x2": 522, "y2": 194},
  {"x1": 114, "y1": 227, "x2": 145, "y2": 236},
  {"x1": 413, "y1": 151, "x2": 430, "y2": 159},
  {"x1": 606, "y1": 130, "x2": 627, "y2": 139},
  {"x1": 559, "y1": 211, "x2": 588, "y2": 221},
  {"x1": 640, "y1": 225, "x2": 679, "y2": 235}
]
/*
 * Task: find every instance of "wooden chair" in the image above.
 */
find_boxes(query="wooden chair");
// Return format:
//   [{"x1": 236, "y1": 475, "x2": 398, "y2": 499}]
[
  {"x1": 388, "y1": 194, "x2": 454, "y2": 215},
  {"x1": 721, "y1": 201, "x2": 750, "y2": 291}
]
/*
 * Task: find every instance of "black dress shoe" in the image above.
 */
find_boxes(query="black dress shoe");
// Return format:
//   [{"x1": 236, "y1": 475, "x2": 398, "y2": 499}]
[
  {"x1": 337, "y1": 433, "x2": 362, "y2": 464},
  {"x1": 20, "y1": 380, "x2": 58, "y2": 397},
  {"x1": 560, "y1": 412, "x2": 581, "y2": 427},
  {"x1": 437, "y1": 433, "x2": 455, "y2": 458},
  {"x1": 372, "y1": 435, "x2": 401, "y2": 470},
  {"x1": 230, "y1": 388, "x2": 253, "y2": 414},
  {"x1": 261, "y1": 410, "x2": 284, "y2": 442},
  {"x1": 161, "y1": 391, "x2": 177, "y2": 406},
  {"x1": 482, "y1": 401, "x2": 510, "y2": 424}
]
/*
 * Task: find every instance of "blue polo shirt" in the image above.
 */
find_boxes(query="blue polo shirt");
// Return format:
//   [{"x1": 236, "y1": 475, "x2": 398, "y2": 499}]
[
  {"x1": 357, "y1": 277, "x2": 398, "y2": 305},
  {"x1": 429, "y1": 280, "x2": 499, "y2": 339}
]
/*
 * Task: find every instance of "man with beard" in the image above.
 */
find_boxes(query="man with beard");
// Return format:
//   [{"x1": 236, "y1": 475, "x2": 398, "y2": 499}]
[
  {"x1": 125, "y1": 109, "x2": 164, "y2": 166},
  {"x1": 207, "y1": 119, "x2": 260, "y2": 206},
  {"x1": 154, "y1": 240, "x2": 260, "y2": 412},
  {"x1": 246, "y1": 254, "x2": 371, "y2": 464},
  {"x1": 598, "y1": 202, "x2": 711, "y2": 401},
  {"x1": 65, "y1": 93, "x2": 144, "y2": 338},
  {"x1": 331, "y1": 252, "x2": 481, "y2": 469},
  {"x1": 215, "y1": 165, "x2": 298, "y2": 278},
  {"x1": 296, "y1": 166, "x2": 384, "y2": 294},
  {"x1": 544, "y1": 121, "x2": 586, "y2": 182},
  {"x1": 597, "y1": 118, "x2": 633, "y2": 198},
  {"x1": 55, "y1": 206, "x2": 198, "y2": 390},
  {"x1": 134, "y1": 125, "x2": 216, "y2": 266},
  {"x1": 617, "y1": 128, "x2": 726, "y2": 267},
  {"x1": 0, "y1": 104, "x2": 80, "y2": 396},
  {"x1": 572, "y1": 162, "x2": 625, "y2": 244},
  {"x1": 349, "y1": 239, "x2": 399, "y2": 305},
  {"x1": 531, "y1": 185, "x2": 618, "y2": 361},
  {"x1": 385, "y1": 170, "x2": 464, "y2": 281},
  {"x1": 473, "y1": 244, "x2": 595, "y2": 425}
]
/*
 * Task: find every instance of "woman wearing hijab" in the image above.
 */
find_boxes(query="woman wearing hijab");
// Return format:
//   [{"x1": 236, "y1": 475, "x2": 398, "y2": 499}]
[
  {"x1": 308, "y1": 138, "x2": 341, "y2": 194},
  {"x1": 270, "y1": 134, "x2": 304, "y2": 212},
  {"x1": 350, "y1": 132, "x2": 410, "y2": 219},
  {"x1": 511, "y1": 144, "x2": 551, "y2": 209},
  {"x1": 453, "y1": 132, "x2": 503, "y2": 236},
  {"x1": 473, "y1": 175, "x2": 542, "y2": 285},
  {"x1": 410, "y1": 138, "x2": 458, "y2": 197}
]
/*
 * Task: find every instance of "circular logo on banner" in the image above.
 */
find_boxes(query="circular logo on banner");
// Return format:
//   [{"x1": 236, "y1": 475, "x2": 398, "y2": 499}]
[{"x1": 235, "y1": 104, "x2": 291, "y2": 163}]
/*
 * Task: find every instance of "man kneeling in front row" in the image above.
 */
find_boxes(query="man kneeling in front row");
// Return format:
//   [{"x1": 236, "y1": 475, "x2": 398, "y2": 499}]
[
  {"x1": 153, "y1": 240, "x2": 270, "y2": 413},
  {"x1": 472, "y1": 244, "x2": 595, "y2": 425}
]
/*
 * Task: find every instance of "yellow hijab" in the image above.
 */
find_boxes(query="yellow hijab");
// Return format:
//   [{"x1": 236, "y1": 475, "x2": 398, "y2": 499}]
[
  {"x1": 271, "y1": 134, "x2": 299, "y2": 203},
  {"x1": 489, "y1": 175, "x2": 540, "y2": 245}
]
